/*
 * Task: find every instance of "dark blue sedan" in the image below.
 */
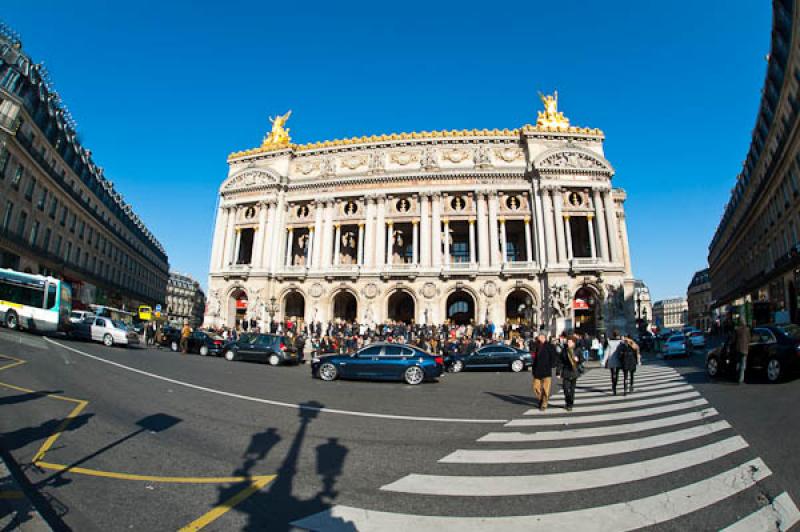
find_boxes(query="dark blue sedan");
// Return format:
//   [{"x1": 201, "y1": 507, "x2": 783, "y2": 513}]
[
  {"x1": 446, "y1": 344, "x2": 532, "y2": 373},
  {"x1": 312, "y1": 343, "x2": 444, "y2": 385}
]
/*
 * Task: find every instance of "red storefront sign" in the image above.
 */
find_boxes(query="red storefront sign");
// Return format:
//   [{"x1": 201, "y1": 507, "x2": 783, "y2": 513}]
[
  {"x1": 573, "y1": 298, "x2": 590, "y2": 310},
  {"x1": 236, "y1": 298, "x2": 248, "y2": 310}
]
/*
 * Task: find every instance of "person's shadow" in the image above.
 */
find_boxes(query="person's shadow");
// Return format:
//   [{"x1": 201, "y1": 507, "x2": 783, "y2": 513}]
[{"x1": 211, "y1": 401, "x2": 355, "y2": 531}]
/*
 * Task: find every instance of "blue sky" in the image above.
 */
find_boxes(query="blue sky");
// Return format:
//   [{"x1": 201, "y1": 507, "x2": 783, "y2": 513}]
[{"x1": 4, "y1": 1, "x2": 770, "y2": 301}]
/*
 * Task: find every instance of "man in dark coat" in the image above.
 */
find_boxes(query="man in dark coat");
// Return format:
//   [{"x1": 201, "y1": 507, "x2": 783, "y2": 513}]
[{"x1": 531, "y1": 333, "x2": 557, "y2": 411}]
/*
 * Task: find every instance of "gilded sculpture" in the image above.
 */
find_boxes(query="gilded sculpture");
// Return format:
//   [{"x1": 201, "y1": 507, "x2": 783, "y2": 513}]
[
  {"x1": 537, "y1": 91, "x2": 570, "y2": 130},
  {"x1": 262, "y1": 110, "x2": 292, "y2": 147}
]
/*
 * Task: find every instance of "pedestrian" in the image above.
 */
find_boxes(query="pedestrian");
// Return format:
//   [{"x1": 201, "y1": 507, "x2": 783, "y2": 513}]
[
  {"x1": 735, "y1": 318, "x2": 751, "y2": 384},
  {"x1": 556, "y1": 336, "x2": 581, "y2": 411},
  {"x1": 621, "y1": 335, "x2": 640, "y2": 395},
  {"x1": 180, "y1": 319, "x2": 191, "y2": 354},
  {"x1": 602, "y1": 330, "x2": 623, "y2": 395},
  {"x1": 532, "y1": 333, "x2": 557, "y2": 411}
]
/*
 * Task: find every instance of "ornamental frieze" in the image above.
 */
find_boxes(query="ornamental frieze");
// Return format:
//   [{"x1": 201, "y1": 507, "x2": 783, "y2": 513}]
[
  {"x1": 441, "y1": 148, "x2": 471, "y2": 164},
  {"x1": 539, "y1": 151, "x2": 605, "y2": 171},
  {"x1": 494, "y1": 146, "x2": 524, "y2": 163},
  {"x1": 222, "y1": 170, "x2": 279, "y2": 192},
  {"x1": 389, "y1": 150, "x2": 420, "y2": 166},
  {"x1": 340, "y1": 154, "x2": 368, "y2": 170}
]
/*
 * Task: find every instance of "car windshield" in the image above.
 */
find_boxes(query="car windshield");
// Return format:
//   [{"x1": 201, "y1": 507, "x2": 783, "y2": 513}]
[
  {"x1": 778, "y1": 324, "x2": 800, "y2": 340},
  {"x1": 112, "y1": 320, "x2": 128, "y2": 330}
]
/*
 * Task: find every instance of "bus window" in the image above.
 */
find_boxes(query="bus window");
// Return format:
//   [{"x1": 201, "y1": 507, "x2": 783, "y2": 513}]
[{"x1": 46, "y1": 284, "x2": 57, "y2": 309}]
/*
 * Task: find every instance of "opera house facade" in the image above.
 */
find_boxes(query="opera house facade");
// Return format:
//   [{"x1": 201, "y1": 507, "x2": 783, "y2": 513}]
[{"x1": 205, "y1": 95, "x2": 636, "y2": 334}]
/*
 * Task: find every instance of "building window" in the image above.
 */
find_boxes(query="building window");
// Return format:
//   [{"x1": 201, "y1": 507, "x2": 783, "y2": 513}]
[
  {"x1": 0, "y1": 147, "x2": 9, "y2": 178},
  {"x1": 64, "y1": 241, "x2": 72, "y2": 263},
  {"x1": 78, "y1": 221, "x2": 85, "y2": 240},
  {"x1": 69, "y1": 213, "x2": 77, "y2": 233},
  {"x1": 37, "y1": 188, "x2": 48, "y2": 210},
  {"x1": 1, "y1": 201, "x2": 12, "y2": 231},
  {"x1": 43, "y1": 227, "x2": 51, "y2": 252},
  {"x1": 49, "y1": 197, "x2": 58, "y2": 219},
  {"x1": 10, "y1": 164, "x2": 23, "y2": 189},
  {"x1": 29, "y1": 220, "x2": 39, "y2": 246},
  {"x1": 16, "y1": 210, "x2": 27, "y2": 237}
]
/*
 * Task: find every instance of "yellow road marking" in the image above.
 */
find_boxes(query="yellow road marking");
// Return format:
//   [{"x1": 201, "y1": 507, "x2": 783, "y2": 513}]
[
  {"x1": 0, "y1": 353, "x2": 279, "y2": 528},
  {"x1": 0, "y1": 490, "x2": 25, "y2": 499},
  {"x1": 178, "y1": 476, "x2": 276, "y2": 531},
  {"x1": 34, "y1": 462, "x2": 275, "y2": 485}
]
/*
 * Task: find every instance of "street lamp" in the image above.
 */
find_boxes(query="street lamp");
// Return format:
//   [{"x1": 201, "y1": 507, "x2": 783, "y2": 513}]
[{"x1": 266, "y1": 296, "x2": 279, "y2": 322}]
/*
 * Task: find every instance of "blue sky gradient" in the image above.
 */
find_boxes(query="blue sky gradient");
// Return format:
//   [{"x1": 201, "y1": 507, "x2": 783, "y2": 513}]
[{"x1": 4, "y1": 1, "x2": 771, "y2": 301}]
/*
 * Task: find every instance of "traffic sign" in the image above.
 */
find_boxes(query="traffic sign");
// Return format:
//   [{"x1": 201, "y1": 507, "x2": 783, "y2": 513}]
[{"x1": 155, "y1": 304, "x2": 162, "y2": 313}]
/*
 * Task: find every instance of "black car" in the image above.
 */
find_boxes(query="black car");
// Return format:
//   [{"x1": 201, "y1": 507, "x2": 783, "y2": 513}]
[
  {"x1": 446, "y1": 343, "x2": 532, "y2": 373},
  {"x1": 157, "y1": 326, "x2": 182, "y2": 352},
  {"x1": 706, "y1": 324, "x2": 800, "y2": 383},
  {"x1": 222, "y1": 334, "x2": 297, "y2": 366},
  {"x1": 311, "y1": 343, "x2": 444, "y2": 385},
  {"x1": 186, "y1": 331, "x2": 226, "y2": 356}
]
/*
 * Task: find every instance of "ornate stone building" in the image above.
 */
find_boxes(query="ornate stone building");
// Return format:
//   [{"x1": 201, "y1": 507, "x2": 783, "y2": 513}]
[
  {"x1": 205, "y1": 95, "x2": 636, "y2": 334},
  {"x1": 166, "y1": 272, "x2": 205, "y2": 328}
]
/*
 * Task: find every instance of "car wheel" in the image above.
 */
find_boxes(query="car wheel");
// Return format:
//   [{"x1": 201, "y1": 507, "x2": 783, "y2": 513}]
[
  {"x1": 706, "y1": 356, "x2": 719, "y2": 378},
  {"x1": 766, "y1": 357, "x2": 782, "y2": 383},
  {"x1": 268, "y1": 354, "x2": 280, "y2": 366},
  {"x1": 5, "y1": 310, "x2": 19, "y2": 330},
  {"x1": 404, "y1": 366, "x2": 425, "y2": 385},
  {"x1": 224, "y1": 350, "x2": 236, "y2": 361},
  {"x1": 103, "y1": 334, "x2": 114, "y2": 347},
  {"x1": 450, "y1": 360, "x2": 464, "y2": 373},
  {"x1": 199, "y1": 345, "x2": 209, "y2": 356},
  {"x1": 510, "y1": 359, "x2": 525, "y2": 373},
  {"x1": 170, "y1": 341, "x2": 179, "y2": 352},
  {"x1": 319, "y1": 362, "x2": 338, "y2": 381}
]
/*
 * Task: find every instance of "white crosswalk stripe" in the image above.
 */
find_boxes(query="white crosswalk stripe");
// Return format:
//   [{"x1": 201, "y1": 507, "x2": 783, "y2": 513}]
[{"x1": 290, "y1": 364, "x2": 798, "y2": 531}]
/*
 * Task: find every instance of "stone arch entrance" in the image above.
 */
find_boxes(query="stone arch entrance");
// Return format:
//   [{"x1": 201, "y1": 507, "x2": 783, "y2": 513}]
[
  {"x1": 283, "y1": 291, "x2": 305, "y2": 322},
  {"x1": 229, "y1": 288, "x2": 248, "y2": 328},
  {"x1": 332, "y1": 291, "x2": 358, "y2": 322},
  {"x1": 387, "y1": 290, "x2": 415, "y2": 324},
  {"x1": 505, "y1": 289, "x2": 537, "y2": 326},
  {"x1": 573, "y1": 285, "x2": 599, "y2": 335},
  {"x1": 446, "y1": 290, "x2": 475, "y2": 325}
]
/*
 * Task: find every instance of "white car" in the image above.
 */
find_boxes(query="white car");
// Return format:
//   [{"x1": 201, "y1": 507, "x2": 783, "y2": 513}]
[
  {"x1": 69, "y1": 310, "x2": 94, "y2": 324},
  {"x1": 664, "y1": 334, "x2": 688, "y2": 358},
  {"x1": 73, "y1": 316, "x2": 139, "y2": 347},
  {"x1": 687, "y1": 331, "x2": 706, "y2": 349}
]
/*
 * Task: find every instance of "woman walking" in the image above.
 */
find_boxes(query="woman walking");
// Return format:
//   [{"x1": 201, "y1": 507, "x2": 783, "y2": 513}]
[
  {"x1": 621, "y1": 335, "x2": 641, "y2": 395},
  {"x1": 556, "y1": 337, "x2": 581, "y2": 411},
  {"x1": 602, "y1": 331, "x2": 623, "y2": 395}
]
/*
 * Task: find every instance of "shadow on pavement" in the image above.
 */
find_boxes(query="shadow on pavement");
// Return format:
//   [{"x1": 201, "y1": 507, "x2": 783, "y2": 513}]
[
  {"x1": 0, "y1": 390, "x2": 64, "y2": 406},
  {"x1": 213, "y1": 400, "x2": 356, "y2": 531},
  {"x1": 484, "y1": 391, "x2": 536, "y2": 406},
  {"x1": 0, "y1": 414, "x2": 94, "y2": 454}
]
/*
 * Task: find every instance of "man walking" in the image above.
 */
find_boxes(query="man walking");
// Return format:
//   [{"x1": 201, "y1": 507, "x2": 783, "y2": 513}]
[
  {"x1": 532, "y1": 333, "x2": 557, "y2": 411},
  {"x1": 735, "y1": 318, "x2": 751, "y2": 384},
  {"x1": 180, "y1": 319, "x2": 191, "y2": 355}
]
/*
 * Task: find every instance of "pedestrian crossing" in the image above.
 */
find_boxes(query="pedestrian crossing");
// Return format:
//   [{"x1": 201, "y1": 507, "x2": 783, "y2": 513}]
[{"x1": 291, "y1": 364, "x2": 800, "y2": 531}]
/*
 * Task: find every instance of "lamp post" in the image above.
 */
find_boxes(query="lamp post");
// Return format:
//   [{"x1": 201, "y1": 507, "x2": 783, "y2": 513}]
[{"x1": 265, "y1": 296, "x2": 279, "y2": 329}]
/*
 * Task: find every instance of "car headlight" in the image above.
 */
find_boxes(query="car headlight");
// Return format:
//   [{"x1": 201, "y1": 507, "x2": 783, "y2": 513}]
[{"x1": 312, "y1": 357, "x2": 321, "y2": 364}]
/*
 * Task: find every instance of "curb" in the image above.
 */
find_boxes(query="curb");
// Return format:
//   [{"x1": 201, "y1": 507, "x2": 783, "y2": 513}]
[{"x1": 0, "y1": 445, "x2": 67, "y2": 531}]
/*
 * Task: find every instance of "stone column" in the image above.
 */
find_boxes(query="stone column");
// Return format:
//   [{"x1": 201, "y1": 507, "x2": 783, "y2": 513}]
[
  {"x1": 553, "y1": 190, "x2": 567, "y2": 264},
  {"x1": 499, "y1": 218, "x2": 508, "y2": 263},
  {"x1": 253, "y1": 202, "x2": 268, "y2": 268},
  {"x1": 587, "y1": 215, "x2": 597, "y2": 259},
  {"x1": 262, "y1": 201, "x2": 276, "y2": 269},
  {"x1": 564, "y1": 216, "x2": 573, "y2": 260},
  {"x1": 593, "y1": 188, "x2": 609, "y2": 261},
  {"x1": 412, "y1": 220, "x2": 419, "y2": 265},
  {"x1": 488, "y1": 192, "x2": 500, "y2": 266},
  {"x1": 321, "y1": 201, "x2": 335, "y2": 267},
  {"x1": 442, "y1": 219, "x2": 451, "y2": 265},
  {"x1": 364, "y1": 196, "x2": 376, "y2": 268},
  {"x1": 419, "y1": 194, "x2": 431, "y2": 266},
  {"x1": 431, "y1": 193, "x2": 442, "y2": 267},
  {"x1": 312, "y1": 201, "x2": 325, "y2": 268},
  {"x1": 618, "y1": 210, "x2": 633, "y2": 275},
  {"x1": 270, "y1": 197, "x2": 287, "y2": 272},
  {"x1": 476, "y1": 192, "x2": 490, "y2": 267},
  {"x1": 224, "y1": 207, "x2": 237, "y2": 266},
  {"x1": 469, "y1": 219, "x2": 476, "y2": 264},
  {"x1": 210, "y1": 204, "x2": 228, "y2": 271},
  {"x1": 285, "y1": 227, "x2": 293, "y2": 266},
  {"x1": 386, "y1": 220, "x2": 394, "y2": 265},
  {"x1": 524, "y1": 216, "x2": 533, "y2": 262},
  {"x1": 375, "y1": 195, "x2": 386, "y2": 268},
  {"x1": 333, "y1": 223, "x2": 342, "y2": 265},
  {"x1": 233, "y1": 228, "x2": 242, "y2": 264},
  {"x1": 541, "y1": 188, "x2": 557, "y2": 267},
  {"x1": 527, "y1": 192, "x2": 541, "y2": 265},
  {"x1": 603, "y1": 190, "x2": 620, "y2": 263},
  {"x1": 306, "y1": 226, "x2": 315, "y2": 267},
  {"x1": 357, "y1": 223, "x2": 365, "y2": 266}
]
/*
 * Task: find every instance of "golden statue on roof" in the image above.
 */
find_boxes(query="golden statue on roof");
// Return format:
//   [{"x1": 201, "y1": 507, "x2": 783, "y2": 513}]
[
  {"x1": 537, "y1": 91, "x2": 570, "y2": 130},
  {"x1": 262, "y1": 110, "x2": 292, "y2": 147}
]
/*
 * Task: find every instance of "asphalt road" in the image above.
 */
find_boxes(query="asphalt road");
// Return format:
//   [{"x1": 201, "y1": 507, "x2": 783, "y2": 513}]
[{"x1": 0, "y1": 329, "x2": 798, "y2": 531}]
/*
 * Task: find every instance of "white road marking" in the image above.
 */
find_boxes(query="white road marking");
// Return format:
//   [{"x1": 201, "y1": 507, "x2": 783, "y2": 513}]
[
  {"x1": 291, "y1": 459, "x2": 771, "y2": 532},
  {"x1": 481, "y1": 408, "x2": 719, "y2": 441},
  {"x1": 506, "y1": 398, "x2": 709, "y2": 426},
  {"x1": 43, "y1": 338, "x2": 508, "y2": 424},
  {"x1": 382, "y1": 435, "x2": 747, "y2": 496},
  {"x1": 535, "y1": 384, "x2": 694, "y2": 410},
  {"x1": 573, "y1": 374, "x2": 682, "y2": 386},
  {"x1": 549, "y1": 380, "x2": 689, "y2": 400},
  {"x1": 439, "y1": 420, "x2": 730, "y2": 463},
  {"x1": 721, "y1": 492, "x2": 800, "y2": 532},
  {"x1": 523, "y1": 391, "x2": 700, "y2": 415}
]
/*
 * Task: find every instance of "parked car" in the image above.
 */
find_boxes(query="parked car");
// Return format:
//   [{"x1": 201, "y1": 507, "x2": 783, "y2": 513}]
[
  {"x1": 222, "y1": 334, "x2": 296, "y2": 365},
  {"x1": 687, "y1": 331, "x2": 706, "y2": 349},
  {"x1": 706, "y1": 325, "x2": 800, "y2": 383},
  {"x1": 663, "y1": 334, "x2": 688, "y2": 358},
  {"x1": 157, "y1": 326, "x2": 182, "y2": 352},
  {"x1": 446, "y1": 344, "x2": 532, "y2": 373},
  {"x1": 312, "y1": 343, "x2": 444, "y2": 385},
  {"x1": 70, "y1": 316, "x2": 139, "y2": 347},
  {"x1": 185, "y1": 331, "x2": 226, "y2": 356},
  {"x1": 636, "y1": 332, "x2": 656, "y2": 352},
  {"x1": 69, "y1": 310, "x2": 94, "y2": 325}
]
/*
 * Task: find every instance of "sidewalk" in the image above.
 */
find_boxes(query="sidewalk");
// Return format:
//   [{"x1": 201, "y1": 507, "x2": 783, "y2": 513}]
[{"x1": 0, "y1": 449, "x2": 54, "y2": 531}]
